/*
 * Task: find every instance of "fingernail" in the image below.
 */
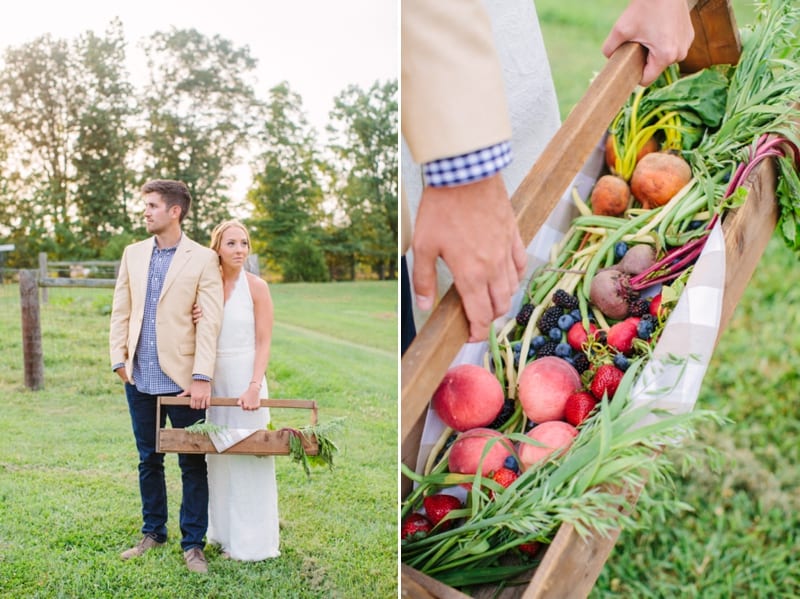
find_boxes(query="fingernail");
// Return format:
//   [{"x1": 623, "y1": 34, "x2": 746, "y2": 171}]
[{"x1": 416, "y1": 295, "x2": 433, "y2": 311}]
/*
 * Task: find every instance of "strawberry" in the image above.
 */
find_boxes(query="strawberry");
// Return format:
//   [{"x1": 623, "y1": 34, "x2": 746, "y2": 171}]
[
  {"x1": 650, "y1": 293, "x2": 664, "y2": 319},
  {"x1": 590, "y1": 364, "x2": 625, "y2": 401},
  {"x1": 492, "y1": 467, "x2": 519, "y2": 488},
  {"x1": 401, "y1": 513, "x2": 432, "y2": 540},
  {"x1": 606, "y1": 317, "x2": 640, "y2": 354},
  {"x1": 423, "y1": 493, "x2": 462, "y2": 530},
  {"x1": 566, "y1": 321, "x2": 598, "y2": 351},
  {"x1": 564, "y1": 391, "x2": 598, "y2": 426},
  {"x1": 489, "y1": 467, "x2": 519, "y2": 498},
  {"x1": 519, "y1": 542, "x2": 541, "y2": 556}
]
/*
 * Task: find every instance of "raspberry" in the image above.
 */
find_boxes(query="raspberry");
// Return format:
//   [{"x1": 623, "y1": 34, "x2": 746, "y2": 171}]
[{"x1": 516, "y1": 303, "x2": 535, "y2": 327}]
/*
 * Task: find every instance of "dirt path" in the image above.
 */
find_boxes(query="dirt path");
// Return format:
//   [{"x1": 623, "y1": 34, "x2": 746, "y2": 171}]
[{"x1": 273, "y1": 321, "x2": 395, "y2": 360}]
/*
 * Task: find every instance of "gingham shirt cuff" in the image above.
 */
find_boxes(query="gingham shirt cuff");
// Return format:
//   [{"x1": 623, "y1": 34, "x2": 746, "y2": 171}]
[
  {"x1": 193, "y1": 374, "x2": 212, "y2": 382},
  {"x1": 423, "y1": 141, "x2": 512, "y2": 187}
]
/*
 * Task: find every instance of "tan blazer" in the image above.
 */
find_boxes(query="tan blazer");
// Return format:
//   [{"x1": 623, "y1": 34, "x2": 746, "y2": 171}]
[
  {"x1": 400, "y1": 0, "x2": 513, "y2": 252},
  {"x1": 109, "y1": 234, "x2": 224, "y2": 391}
]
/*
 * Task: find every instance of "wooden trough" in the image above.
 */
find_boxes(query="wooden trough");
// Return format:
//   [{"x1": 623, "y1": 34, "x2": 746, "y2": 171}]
[
  {"x1": 156, "y1": 397, "x2": 319, "y2": 456},
  {"x1": 400, "y1": 1, "x2": 784, "y2": 597}
]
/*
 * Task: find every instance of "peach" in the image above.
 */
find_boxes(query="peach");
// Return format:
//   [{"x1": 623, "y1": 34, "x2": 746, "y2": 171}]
[
  {"x1": 518, "y1": 421, "x2": 578, "y2": 468},
  {"x1": 447, "y1": 428, "x2": 514, "y2": 477},
  {"x1": 432, "y1": 364, "x2": 504, "y2": 431},
  {"x1": 518, "y1": 357, "x2": 582, "y2": 423}
]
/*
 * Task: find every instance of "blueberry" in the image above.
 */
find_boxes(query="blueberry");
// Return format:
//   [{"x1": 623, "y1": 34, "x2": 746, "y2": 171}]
[
  {"x1": 504, "y1": 455, "x2": 519, "y2": 472},
  {"x1": 531, "y1": 335, "x2": 546, "y2": 350},
  {"x1": 558, "y1": 314, "x2": 575, "y2": 331},
  {"x1": 555, "y1": 342, "x2": 572, "y2": 358},
  {"x1": 614, "y1": 241, "x2": 628, "y2": 260},
  {"x1": 613, "y1": 353, "x2": 629, "y2": 371},
  {"x1": 570, "y1": 309, "x2": 582, "y2": 322},
  {"x1": 637, "y1": 318, "x2": 654, "y2": 340},
  {"x1": 687, "y1": 220, "x2": 704, "y2": 230},
  {"x1": 563, "y1": 356, "x2": 576, "y2": 368},
  {"x1": 548, "y1": 327, "x2": 562, "y2": 341},
  {"x1": 527, "y1": 345, "x2": 537, "y2": 359}
]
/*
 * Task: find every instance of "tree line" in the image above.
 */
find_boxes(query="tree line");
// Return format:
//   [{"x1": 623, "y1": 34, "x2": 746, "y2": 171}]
[{"x1": 0, "y1": 19, "x2": 397, "y2": 281}]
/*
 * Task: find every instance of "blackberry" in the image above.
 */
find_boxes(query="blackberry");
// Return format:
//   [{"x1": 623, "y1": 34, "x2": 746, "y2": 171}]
[
  {"x1": 537, "y1": 306, "x2": 563, "y2": 334},
  {"x1": 553, "y1": 289, "x2": 579, "y2": 311},
  {"x1": 489, "y1": 398, "x2": 515, "y2": 429},
  {"x1": 573, "y1": 353, "x2": 591, "y2": 373},
  {"x1": 536, "y1": 340, "x2": 558, "y2": 358},
  {"x1": 629, "y1": 298, "x2": 650, "y2": 317},
  {"x1": 516, "y1": 303, "x2": 535, "y2": 327}
]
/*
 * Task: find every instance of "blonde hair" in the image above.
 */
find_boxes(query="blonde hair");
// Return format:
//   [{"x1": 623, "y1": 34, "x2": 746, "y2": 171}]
[{"x1": 209, "y1": 220, "x2": 251, "y2": 255}]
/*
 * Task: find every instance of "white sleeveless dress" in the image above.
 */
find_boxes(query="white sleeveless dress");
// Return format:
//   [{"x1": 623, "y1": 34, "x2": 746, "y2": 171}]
[{"x1": 207, "y1": 268, "x2": 280, "y2": 560}]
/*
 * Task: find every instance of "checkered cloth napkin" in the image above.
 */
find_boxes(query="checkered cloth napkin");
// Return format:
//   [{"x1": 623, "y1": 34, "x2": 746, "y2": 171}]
[{"x1": 415, "y1": 138, "x2": 725, "y2": 474}]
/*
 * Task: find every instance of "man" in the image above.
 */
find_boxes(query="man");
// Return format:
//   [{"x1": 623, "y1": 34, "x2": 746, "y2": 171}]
[
  {"x1": 109, "y1": 179, "x2": 223, "y2": 573},
  {"x1": 401, "y1": 0, "x2": 694, "y2": 348}
]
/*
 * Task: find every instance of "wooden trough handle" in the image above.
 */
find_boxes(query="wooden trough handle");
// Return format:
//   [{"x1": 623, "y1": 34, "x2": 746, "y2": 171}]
[{"x1": 158, "y1": 397, "x2": 319, "y2": 426}]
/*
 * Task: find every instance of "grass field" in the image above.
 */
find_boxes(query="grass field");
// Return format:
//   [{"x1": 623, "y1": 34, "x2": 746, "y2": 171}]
[
  {"x1": 0, "y1": 280, "x2": 397, "y2": 598},
  {"x1": 534, "y1": 1, "x2": 800, "y2": 596}
]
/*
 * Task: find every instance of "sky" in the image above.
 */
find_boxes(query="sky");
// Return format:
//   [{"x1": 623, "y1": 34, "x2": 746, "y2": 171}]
[{"x1": 0, "y1": 0, "x2": 398, "y2": 201}]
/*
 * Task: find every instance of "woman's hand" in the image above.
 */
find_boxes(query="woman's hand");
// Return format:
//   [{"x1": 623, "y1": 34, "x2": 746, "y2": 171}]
[
  {"x1": 238, "y1": 384, "x2": 261, "y2": 411},
  {"x1": 192, "y1": 303, "x2": 203, "y2": 325}
]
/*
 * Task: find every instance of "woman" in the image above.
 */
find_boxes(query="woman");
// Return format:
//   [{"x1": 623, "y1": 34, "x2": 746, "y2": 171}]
[{"x1": 204, "y1": 220, "x2": 280, "y2": 560}]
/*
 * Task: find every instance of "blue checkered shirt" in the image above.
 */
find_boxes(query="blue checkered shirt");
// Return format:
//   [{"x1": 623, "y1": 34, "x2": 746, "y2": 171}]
[
  {"x1": 113, "y1": 236, "x2": 210, "y2": 394},
  {"x1": 423, "y1": 141, "x2": 512, "y2": 187}
]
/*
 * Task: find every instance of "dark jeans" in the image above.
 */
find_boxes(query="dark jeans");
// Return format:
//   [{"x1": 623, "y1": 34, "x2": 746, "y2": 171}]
[
  {"x1": 125, "y1": 383, "x2": 208, "y2": 551},
  {"x1": 401, "y1": 256, "x2": 416, "y2": 356}
]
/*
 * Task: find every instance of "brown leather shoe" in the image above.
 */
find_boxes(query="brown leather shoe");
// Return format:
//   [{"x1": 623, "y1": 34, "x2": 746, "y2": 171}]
[
  {"x1": 183, "y1": 547, "x2": 208, "y2": 573},
  {"x1": 120, "y1": 534, "x2": 165, "y2": 560}
]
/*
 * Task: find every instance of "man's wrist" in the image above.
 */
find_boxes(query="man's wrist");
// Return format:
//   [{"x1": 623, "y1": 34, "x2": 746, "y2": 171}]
[{"x1": 423, "y1": 141, "x2": 512, "y2": 188}]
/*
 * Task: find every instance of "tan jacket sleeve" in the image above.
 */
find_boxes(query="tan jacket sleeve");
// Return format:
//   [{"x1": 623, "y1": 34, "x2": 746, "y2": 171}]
[
  {"x1": 401, "y1": 0, "x2": 512, "y2": 164},
  {"x1": 109, "y1": 245, "x2": 132, "y2": 369},
  {"x1": 191, "y1": 248, "x2": 224, "y2": 379}
]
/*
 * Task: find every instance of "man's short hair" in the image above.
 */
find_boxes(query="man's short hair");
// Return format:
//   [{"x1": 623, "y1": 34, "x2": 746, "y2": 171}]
[{"x1": 141, "y1": 179, "x2": 192, "y2": 222}]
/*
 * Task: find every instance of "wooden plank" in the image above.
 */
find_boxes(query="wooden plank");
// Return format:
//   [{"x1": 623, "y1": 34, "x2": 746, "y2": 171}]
[
  {"x1": 680, "y1": 0, "x2": 741, "y2": 73},
  {"x1": 39, "y1": 277, "x2": 116, "y2": 288},
  {"x1": 401, "y1": 565, "x2": 472, "y2": 599},
  {"x1": 717, "y1": 156, "x2": 779, "y2": 339},
  {"x1": 157, "y1": 428, "x2": 319, "y2": 455},
  {"x1": 156, "y1": 396, "x2": 320, "y2": 455}
]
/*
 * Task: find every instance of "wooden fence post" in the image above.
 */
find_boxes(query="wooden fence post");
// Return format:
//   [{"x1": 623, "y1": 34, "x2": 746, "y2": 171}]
[
  {"x1": 19, "y1": 270, "x2": 44, "y2": 390},
  {"x1": 38, "y1": 252, "x2": 48, "y2": 304}
]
